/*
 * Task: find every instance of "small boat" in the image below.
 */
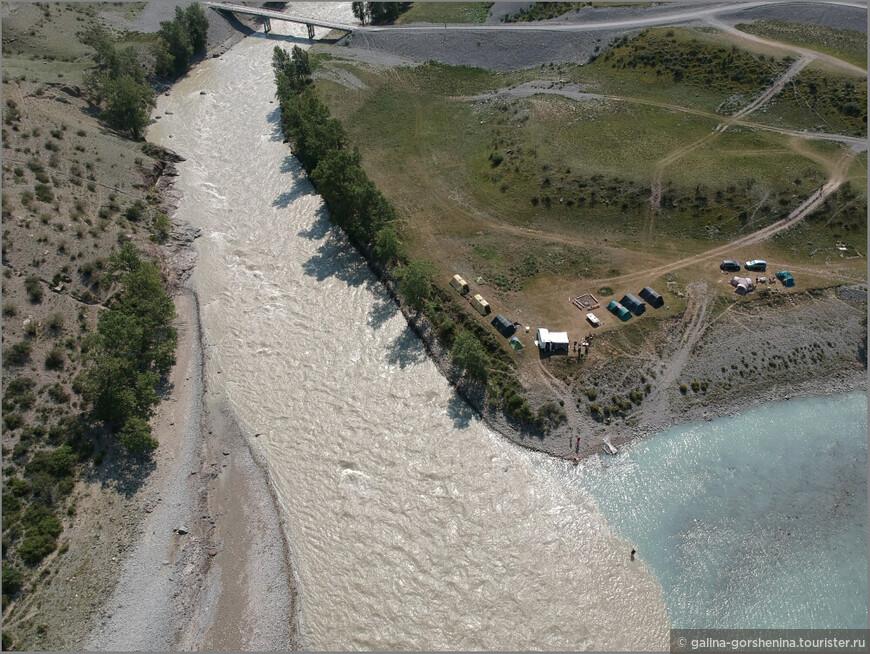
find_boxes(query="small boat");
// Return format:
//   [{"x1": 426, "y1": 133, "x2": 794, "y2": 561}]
[{"x1": 602, "y1": 439, "x2": 618, "y2": 455}]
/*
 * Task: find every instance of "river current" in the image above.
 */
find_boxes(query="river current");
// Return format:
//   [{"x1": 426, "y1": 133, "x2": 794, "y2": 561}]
[{"x1": 147, "y1": 4, "x2": 670, "y2": 650}]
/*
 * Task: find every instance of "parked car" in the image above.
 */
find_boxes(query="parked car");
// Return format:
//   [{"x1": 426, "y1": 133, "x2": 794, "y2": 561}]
[
  {"x1": 745, "y1": 259, "x2": 767, "y2": 272},
  {"x1": 719, "y1": 260, "x2": 741, "y2": 272},
  {"x1": 586, "y1": 312, "x2": 600, "y2": 327}
]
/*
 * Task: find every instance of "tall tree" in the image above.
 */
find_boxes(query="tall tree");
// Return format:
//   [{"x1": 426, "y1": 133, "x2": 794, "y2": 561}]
[
  {"x1": 352, "y1": 2, "x2": 369, "y2": 25},
  {"x1": 397, "y1": 259, "x2": 434, "y2": 313},
  {"x1": 159, "y1": 7, "x2": 193, "y2": 75},
  {"x1": 184, "y1": 3, "x2": 210, "y2": 53},
  {"x1": 99, "y1": 75, "x2": 155, "y2": 139},
  {"x1": 451, "y1": 331, "x2": 489, "y2": 381},
  {"x1": 79, "y1": 26, "x2": 154, "y2": 138}
]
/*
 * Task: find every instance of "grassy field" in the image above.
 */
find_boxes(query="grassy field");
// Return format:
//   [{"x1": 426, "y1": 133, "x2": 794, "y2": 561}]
[
  {"x1": 750, "y1": 64, "x2": 867, "y2": 137},
  {"x1": 395, "y1": 2, "x2": 493, "y2": 24},
  {"x1": 310, "y1": 23, "x2": 865, "y2": 369},
  {"x1": 736, "y1": 20, "x2": 868, "y2": 70},
  {"x1": 571, "y1": 28, "x2": 790, "y2": 113}
]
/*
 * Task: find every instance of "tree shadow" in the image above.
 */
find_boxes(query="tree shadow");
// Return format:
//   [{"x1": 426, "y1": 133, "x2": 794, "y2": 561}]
[
  {"x1": 384, "y1": 327, "x2": 427, "y2": 369},
  {"x1": 280, "y1": 154, "x2": 301, "y2": 174},
  {"x1": 300, "y1": 224, "x2": 375, "y2": 289},
  {"x1": 83, "y1": 439, "x2": 157, "y2": 499},
  {"x1": 273, "y1": 190, "x2": 299, "y2": 208},
  {"x1": 368, "y1": 292, "x2": 397, "y2": 330},
  {"x1": 268, "y1": 106, "x2": 287, "y2": 142},
  {"x1": 447, "y1": 392, "x2": 474, "y2": 429},
  {"x1": 272, "y1": 167, "x2": 319, "y2": 208},
  {"x1": 296, "y1": 205, "x2": 332, "y2": 239}
]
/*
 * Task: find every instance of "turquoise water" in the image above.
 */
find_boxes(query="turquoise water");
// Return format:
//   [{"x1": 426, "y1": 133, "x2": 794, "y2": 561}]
[{"x1": 578, "y1": 391, "x2": 868, "y2": 629}]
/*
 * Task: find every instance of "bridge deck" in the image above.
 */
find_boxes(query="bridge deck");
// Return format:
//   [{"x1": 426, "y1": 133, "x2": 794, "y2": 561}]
[{"x1": 202, "y1": 2, "x2": 354, "y2": 31}]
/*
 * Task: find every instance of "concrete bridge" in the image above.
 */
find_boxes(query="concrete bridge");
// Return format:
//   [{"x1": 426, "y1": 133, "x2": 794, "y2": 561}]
[{"x1": 203, "y1": 2, "x2": 355, "y2": 38}]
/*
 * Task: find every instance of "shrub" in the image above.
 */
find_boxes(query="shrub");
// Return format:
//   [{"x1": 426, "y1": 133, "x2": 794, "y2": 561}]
[
  {"x1": 436, "y1": 319, "x2": 456, "y2": 345},
  {"x1": 679, "y1": 384, "x2": 688, "y2": 394},
  {"x1": 2, "y1": 302, "x2": 16, "y2": 317},
  {"x1": 535, "y1": 402, "x2": 566, "y2": 432},
  {"x1": 2, "y1": 565, "x2": 24, "y2": 596},
  {"x1": 119, "y1": 415, "x2": 158, "y2": 453},
  {"x1": 691, "y1": 380, "x2": 700, "y2": 392},
  {"x1": 44, "y1": 347, "x2": 65, "y2": 371},
  {"x1": 3, "y1": 413, "x2": 24, "y2": 431},
  {"x1": 4, "y1": 341, "x2": 32, "y2": 365},
  {"x1": 151, "y1": 212, "x2": 171, "y2": 242},
  {"x1": 25, "y1": 276, "x2": 43, "y2": 303},
  {"x1": 124, "y1": 200, "x2": 146, "y2": 222},
  {"x1": 47, "y1": 313, "x2": 64, "y2": 332},
  {"x1": 34, "y1": 183, "x2": 54, "y2": 203},
  {"x1": 18, "y1": 533, "x2": 57, "y2": 565}
]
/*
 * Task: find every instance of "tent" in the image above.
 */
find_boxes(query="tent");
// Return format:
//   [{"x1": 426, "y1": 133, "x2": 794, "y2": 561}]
[
  {"x1": 775, "y1": 271, "x2": 795, "y2": 287},
  {"x1": 509, "y1": 336, "x2": 523, "y2": 350},
  {"x1": 730, "y1": 276, "x2": 755, "y2": 295},
  {"x1": 606, "y1": 300, "x2": 632, "y2": 322},
  {"x1": 620, "y1": 293, "x2": 646, "y2": 316},
  {"x1": 639, "y1": 286, "x2": 664, "y2": 308},
  {"x1": 492, "y1": 314, "x2": 516, "y2": 337}
]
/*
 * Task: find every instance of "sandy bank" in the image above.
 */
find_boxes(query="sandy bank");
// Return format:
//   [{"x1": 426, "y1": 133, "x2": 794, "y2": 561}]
[{"x1": 84, "y1": 287, "x2": 295, "y2": 650}]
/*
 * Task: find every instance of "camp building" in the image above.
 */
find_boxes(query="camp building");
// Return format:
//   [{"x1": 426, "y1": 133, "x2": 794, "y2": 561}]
[
  {"x1": 607, "y1": 300, "x2": 632, "y2": 322},
  {"x1": 492, "y1": 314, "x2": 516, "y2": 338},
  {"x1": 639, "y1": 286, "x2": 664, "y2": 308},
  {"x1": 536, "y1": 328, "x2": 570, "y2": 352},
  {"x1": 620, "y1": 293, "x2": 646, "y2": 316}
]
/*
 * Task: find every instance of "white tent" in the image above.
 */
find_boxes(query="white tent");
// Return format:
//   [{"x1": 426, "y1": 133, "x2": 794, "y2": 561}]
[{"x1": 536, "y1": 328, "x2": 570, "y2": 352}]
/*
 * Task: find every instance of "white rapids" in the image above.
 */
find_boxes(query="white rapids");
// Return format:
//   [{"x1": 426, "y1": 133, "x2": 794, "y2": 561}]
[{"x1": 147, "y1": 3, "x2": 670, "y2": 649}]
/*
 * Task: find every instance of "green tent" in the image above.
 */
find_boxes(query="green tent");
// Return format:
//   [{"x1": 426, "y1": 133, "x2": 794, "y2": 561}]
[
  {"x1": 775, "y1": 271, "x2": 795, "y2": 287},
  {"x1": 607, "y1": 300, "x2": 632, "y2": 322}
]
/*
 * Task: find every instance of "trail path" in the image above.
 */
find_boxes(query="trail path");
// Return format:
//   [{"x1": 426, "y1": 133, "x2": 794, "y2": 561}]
[
  {"x1": 727, "y1": 54, "x2": 815, "y2": 121},
  {"x1": 638, "y1": 282, "x2": 711, "y2": 425},
  {"x1": 644, "y1": 51, "x2": 841, "y2": 238},
  {"x1": 592, "y1": 149, "x2": 858, "y2": 288},
  {"x1": 708, "y1": 18, "x2": 867, "y2": 76}
]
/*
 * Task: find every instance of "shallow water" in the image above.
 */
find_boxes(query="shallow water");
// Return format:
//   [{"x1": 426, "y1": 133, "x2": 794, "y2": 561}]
[
  {"x1": 579, "y1": 391, "x2": 868, "y2": 629},
  {"x1": 148, "y1": 4, "x2": 669, "y2": 650}
]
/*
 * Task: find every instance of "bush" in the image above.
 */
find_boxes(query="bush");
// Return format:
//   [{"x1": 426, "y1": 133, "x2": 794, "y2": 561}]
[
  {"x1": 18, "y1": 533, "x2": 57, "y2": 565},
  {"x1": 44, "y1": 347, "x2": 65, "y2": 370},
  {"x1": 3, "y1": 413, "x2": 24, "y2": 431},
  {"x1": 2, "y1": 565, "x2": 24, "y2": 596},
  {"x1": 27, "y1": 445, "x2": 76, "y2": 479},
  {"x1": 436, "y1": 319, "x2": 456, "y2": 345},
  {"x1": 151, "y1": 213, "x2": 171, "y2": 242},
  {"x1": 119, "y1": 415, "x2": 158, "y2": 453},
  {"x1": 124, "y1": 200, "x2": 146, "y2": 222},
  {"x1": 535, "y1": 402, "x2": 566, "y2": 432},
  {"x1": 34, "y1": 183, "x2": 54, "y2": 203},
  {"x1": 679, "y1": 384, "x2": 688, "y2": 394},
  {"x1": 25, "y1": 276, "x2": 43, "y2": 303},
  {"x1": 47, "y1": 313, "x2": 64, "y2": 332},
  {"x1": 3, "y1": 302, "x2": 17, "y2": 317},
  {"x1": 4, "y1": 341, "x2": 32, "y2": 365}
]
